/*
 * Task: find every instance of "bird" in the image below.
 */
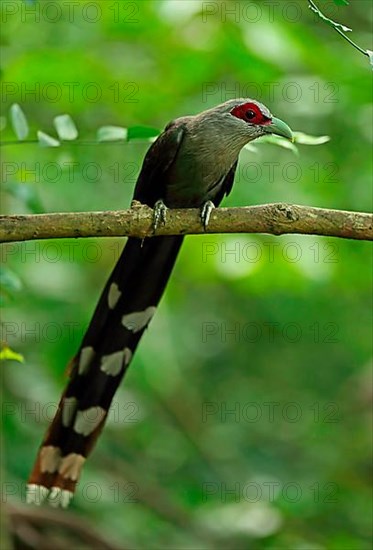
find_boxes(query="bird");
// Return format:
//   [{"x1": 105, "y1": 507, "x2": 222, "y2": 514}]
[{"x1": 26, "y1": 98, "x2": 293, "y2": 508}]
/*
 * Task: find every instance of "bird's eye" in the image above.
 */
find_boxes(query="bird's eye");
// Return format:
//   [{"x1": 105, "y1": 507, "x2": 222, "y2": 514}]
[{"x1": 245, "y1": 110, "x2": 256, "y2": 120}]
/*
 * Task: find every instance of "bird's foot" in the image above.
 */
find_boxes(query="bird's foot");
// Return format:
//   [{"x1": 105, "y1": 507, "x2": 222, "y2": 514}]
[
  {"x1": 153, "y1": 199, "x2": 168, "y2": 233},
  {"x1": 200, "y1": 201, "x2": 215, "y2": 231}
]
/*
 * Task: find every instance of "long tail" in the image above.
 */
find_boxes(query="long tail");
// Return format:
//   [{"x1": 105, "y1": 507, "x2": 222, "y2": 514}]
[{"x1": 27, "y1": 235, "x2": 184, "y2": 507}]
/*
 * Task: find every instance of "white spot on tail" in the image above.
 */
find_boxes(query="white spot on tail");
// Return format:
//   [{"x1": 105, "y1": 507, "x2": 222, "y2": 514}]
[
  {"x1": 78, "y1": 346, "x2": 95, "y2": 375},
  {"x1": 48, "y1": 487, "x2": 73, "y2": 509},
  {"x1": 100, "y1": 350, "x2": 124, "y2": 377},
  {"x1": 62, "y1": 397, "x2": 78, "y2": 427},
  {"x1": 121, "y1": 306, "x2": 156, "y2": 333},
  {"x1": 40, "y1": 446, "x2": 61, "y2": 474},
  {"x1": 58, "y1": 453, "x2": 86, "y2": 481},
  {"x1": 123, "y1": 347, "x2": 132, "y2": 366},
  {"x1": 73, "y1": 406, "x2": 106, "y2": 436},
  {"x1": 108, "y1": 282, "x2": 122, "y2": 309},
  {"x1": 26, "y1": 484, "x2": 49, "y2": 506}
]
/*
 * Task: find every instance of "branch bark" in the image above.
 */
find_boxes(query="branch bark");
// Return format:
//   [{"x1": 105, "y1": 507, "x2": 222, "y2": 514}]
[{"x1": 0, "y1": 203, "x2": 372, "y2": 243}]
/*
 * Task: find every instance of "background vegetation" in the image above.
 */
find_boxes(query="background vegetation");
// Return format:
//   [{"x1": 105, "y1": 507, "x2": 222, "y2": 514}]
[{"x1": 1, "y1": 1, "x2": 372, "y2": 548}]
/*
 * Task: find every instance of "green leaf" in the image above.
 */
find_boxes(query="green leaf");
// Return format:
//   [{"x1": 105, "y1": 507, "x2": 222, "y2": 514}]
[
  {"x1": 53, "y1": 114, "x2": 78, "y2": 141},
  {"x1": 0, "y1": 116, "x2": 6, "y2": 131},
  {"x1": 309, "y1": 3, "x2": 351, "y2": 32},
  {"x1": 0, "y1": 267, "x2": 23, "y2": 293},
  {"x1": 3, "y1": 183, "x2": 45, "y2": 213},
  {"x1": 0, "y1": 345, "x2": 24, "y2": 363},
  {"x1": 257, "y1": 134, "x2": 299, "y2": 155},
  {"x1": 37, "y1": 130, "x2": 60, "y2": 147},
  {"x1": 293, "y1": 132, "x2": 331, "y2": 145},
  {"x1": 0, "y1": 267, "x2": 23, "y2": 307},
  {"x1": 97, "y1": 126, "x2": 128, "y2": 142},
  {"x1": 244, "y1": 143, "x2": 259, "y2": 154},
  {"x1": 367, "y1": 50, "x2": 373, "y2": 68},
  {"x1": 333, "y1": 0, "x2": 349, "y2": 5},
  {"x1": 127, "y1": 126, "x2": 160, "y2": 141},
  {"x1": 10, "y1": 103, "x2": 29, "y2": 140}
]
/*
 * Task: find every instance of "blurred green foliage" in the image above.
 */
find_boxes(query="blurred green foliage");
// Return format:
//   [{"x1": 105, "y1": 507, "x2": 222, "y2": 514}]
[{"x1": 0, "y1": 1, "x2": 372, "y2": 548}]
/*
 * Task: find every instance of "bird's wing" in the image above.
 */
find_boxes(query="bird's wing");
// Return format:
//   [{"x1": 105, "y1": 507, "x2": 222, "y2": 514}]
[
  {"x1": 133, "y1": 121, "x2": 186, "y2": 206},
  {"x1": 207, "y1": 159, "x2": 238, "y2": 206},
  {"x1": 222, "y1": 159, "x2": 238, "y2": 198}
]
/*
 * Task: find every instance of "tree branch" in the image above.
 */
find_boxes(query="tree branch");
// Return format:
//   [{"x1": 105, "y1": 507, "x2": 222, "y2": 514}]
[
  {"x1": 0, "y1": 203, "x2": 372, "y2": 243},
  {"x1": 308, "y1": 0, "x2": 371, "y2": 60}
]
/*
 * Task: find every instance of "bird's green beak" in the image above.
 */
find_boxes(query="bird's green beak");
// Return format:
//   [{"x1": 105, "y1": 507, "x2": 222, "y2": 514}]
[{"x1": 265, "y1": 117, "x2": 293, "y2": 141}]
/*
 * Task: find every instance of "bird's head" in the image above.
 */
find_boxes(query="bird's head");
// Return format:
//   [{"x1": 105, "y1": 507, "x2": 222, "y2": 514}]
[{"x1": 203, "y1": 98, "x2": 293, "y2": 144}]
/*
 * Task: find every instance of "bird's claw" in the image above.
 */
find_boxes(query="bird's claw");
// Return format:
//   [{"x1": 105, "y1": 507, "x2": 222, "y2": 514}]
[
  {"x1": 153, "y1": 199, "x2": 168, "y2": 233},
  {"x1": 200, "y1": 201, "x2": 215, "y2": 231}
]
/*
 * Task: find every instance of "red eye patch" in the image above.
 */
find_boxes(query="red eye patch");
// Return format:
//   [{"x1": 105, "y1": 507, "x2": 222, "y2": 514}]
[{"x1": 230, "y1": 102, "x2": 272, "y2": 125}]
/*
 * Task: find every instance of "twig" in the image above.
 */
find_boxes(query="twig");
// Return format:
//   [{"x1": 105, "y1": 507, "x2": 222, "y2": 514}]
[
  {"x1": 308, "y1": 0, "x2": 371, "y2": 58},
  {"x1": 0, "y1": 203, "x2": 372, "y2": 243}
]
